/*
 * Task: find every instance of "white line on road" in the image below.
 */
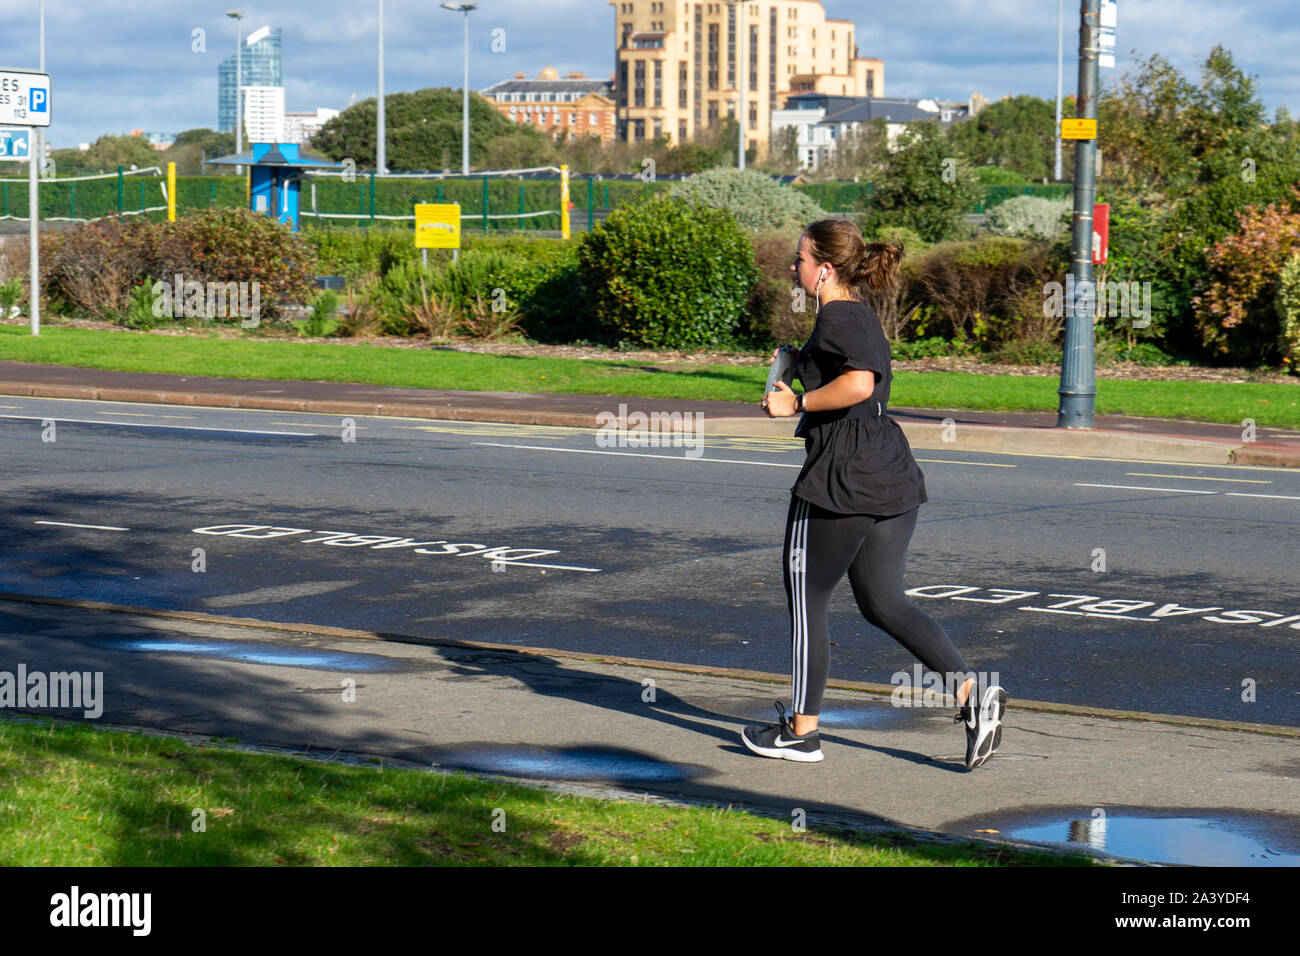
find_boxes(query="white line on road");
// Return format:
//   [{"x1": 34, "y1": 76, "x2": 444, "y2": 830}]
[
  {"x1": 472, "y1": 442, "x2": 802, "y2": 467},
  {"x1": 1075, "y1": 483, "x2": 1218, "y2": 495},
  {"x1": 34, "y1": 521, "x2": 130, "y2": 531},
  {"x1": 1224, "y1": 492, "x2": 1300, "y2": 501},
  {"x1": 493, "y1": 560, "x2": 602, "y2": 572},
  {"x1": 1127, "y1": 473, "x2": 1270, "y2": 484},
  {"x1": 916, "y1": 458, "x2": 1016, "y2": 468},
  {"x1": 0, "y1": 415, "x2": 313, "y2": 437}
]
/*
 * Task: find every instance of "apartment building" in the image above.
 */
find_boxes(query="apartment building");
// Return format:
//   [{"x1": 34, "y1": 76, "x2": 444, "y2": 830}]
[
  {"x1": 482, "y1": 67, "x2": 619, "y2": 143},
  {"x1": 608, "y1": 0, "x2": 884, "y2": 158}
]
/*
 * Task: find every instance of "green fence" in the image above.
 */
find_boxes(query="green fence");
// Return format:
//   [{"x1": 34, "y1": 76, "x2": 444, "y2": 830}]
[{"x1": 0, "y1": 170, "x2": 1074, "y2": 226}]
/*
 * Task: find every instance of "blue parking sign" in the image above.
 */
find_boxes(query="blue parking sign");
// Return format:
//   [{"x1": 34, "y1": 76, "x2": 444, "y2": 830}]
[{"x1": 30, "y1": 88, "x2": 47, "y2": 112}]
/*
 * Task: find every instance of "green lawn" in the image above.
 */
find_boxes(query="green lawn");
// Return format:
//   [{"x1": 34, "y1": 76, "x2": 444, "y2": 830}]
[
  {"x1": 2, "y1": 325, "x2": 1297, "y2": 428},
  {"x1": 0, "y1": 717, "x2": 1092, "y2": 866}
]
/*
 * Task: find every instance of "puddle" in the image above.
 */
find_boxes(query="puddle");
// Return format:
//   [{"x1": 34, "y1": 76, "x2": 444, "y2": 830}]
[
  {"x1": 743, "y1": 703, "x2": 920, "y2": 729},
  {"x1": 106, "y1": 639, "x2": 395, "y2": 672},
  {"x1": 993, "y1": 808, "x2": 1300, "y2": 866},
  {"x1": 432, "y1": 744, "x2": 700, "y2": 783}
]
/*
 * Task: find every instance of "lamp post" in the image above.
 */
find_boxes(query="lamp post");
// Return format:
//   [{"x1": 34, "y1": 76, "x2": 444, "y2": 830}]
[
  {"x1": 226, "y1": 9, "x2": 244, "y2": 174},
  {"x1": 1058, "y1": 0, "x2": 1100, "y2": 429},
  {"x1": 733, "y1": 1, "x2": 745, "y2": 169},
  {"x1": 1054, "y1": 0, "x2": 1063, "y2": 181},
  {"x1": 377, "y1": 0, "x2": 386, "y2": 174},
  {"x1": 440, "y1": 2, "x2": 476, "y2": 175}
]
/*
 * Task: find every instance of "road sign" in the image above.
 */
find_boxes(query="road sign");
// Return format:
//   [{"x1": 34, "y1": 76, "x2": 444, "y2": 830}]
[
  {"x1": 0, "y1": 69, "x2": 51, "y2": 127},
  {"x1": 1062, "y1": 118, "x2": 1097, "y2": 140},
  {"x1": 414, "y1": 204, "x2": 461, "y2": 249},
  {"x1": 0, "y1": 126, "x2": 31, "y2": 160},
  {"x1": 1092, "y1": 203, "x2": 1110, "y2": 265},
  {"x1": 1099, "y1": 0, "x2": 1117, "y2": 69}
]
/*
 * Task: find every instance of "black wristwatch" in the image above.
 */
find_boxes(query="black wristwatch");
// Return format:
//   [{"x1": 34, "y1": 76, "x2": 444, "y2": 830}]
[{"x1": 796, "y1": 392, "x2": 806, "y2": 414}]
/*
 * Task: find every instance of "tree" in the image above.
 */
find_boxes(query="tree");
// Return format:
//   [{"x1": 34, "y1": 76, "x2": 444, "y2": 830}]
[
  {"x1": 949, "y1": 95, "x2": 1062, "y2": 182},
  {"x1": 311, "y1": 87, "x2": 520, "y2": 171},
  {"x1": 860, "y1": 121, "x2": 981, "y2": 243}
]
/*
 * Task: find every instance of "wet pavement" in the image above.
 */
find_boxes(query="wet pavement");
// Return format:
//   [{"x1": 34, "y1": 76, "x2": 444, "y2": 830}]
[{"x1": 4, "y1": 596, "x2": 1297, "y2": 865}]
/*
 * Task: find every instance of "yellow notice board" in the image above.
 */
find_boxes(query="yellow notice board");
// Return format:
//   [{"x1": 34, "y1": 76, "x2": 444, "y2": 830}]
[
  {"x1": 1062, "y1": 118, "x2": 1098, "y2": 140},
  {"x1": 414, "y1": 203, "x2": 461, "y2": 249}
]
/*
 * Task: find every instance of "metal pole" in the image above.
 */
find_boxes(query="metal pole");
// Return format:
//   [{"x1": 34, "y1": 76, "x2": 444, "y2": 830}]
[
  {"x1": 36, "y1": 0, "x2": 44, "y2": 177},
  {"x1": 1054, "y1": 0, "x2": 1064, "y2": 181},
  {"x1": 234, "y1": 15, "x2": 243, "y2": 176},
  {"x1": 28, "y1": 133, "x2": 39, "y2": 335},
  {"x1": 1058, "y1": 0, "x2": 1099, "y2": 429},
  {"x1": 377, "y1": 0, "x2": 386, "y2": 174},
  {"x1": 736, "y1": 1, "x2": 745, "y2": 170},
  {"x1": 462, "y1": 10, "x2": 470, "y2": 175},
  {"x1": 31, "y1": 2, "x2": 44, "y2": 335}
]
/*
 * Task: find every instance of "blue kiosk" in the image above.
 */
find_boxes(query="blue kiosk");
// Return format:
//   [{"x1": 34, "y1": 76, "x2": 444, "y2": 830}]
[{"x1": 208, "y1": 142, "x2": 345, "y2": 233}]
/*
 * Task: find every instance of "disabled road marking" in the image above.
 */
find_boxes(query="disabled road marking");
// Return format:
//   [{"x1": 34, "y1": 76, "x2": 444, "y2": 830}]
[{"x1": 34, "y1": 521, "x2": 130, "y2": 531}]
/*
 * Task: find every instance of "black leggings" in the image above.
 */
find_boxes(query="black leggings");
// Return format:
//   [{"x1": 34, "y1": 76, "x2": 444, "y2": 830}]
[{"x1": 782, "y1": 495, "x2": 970, "y2": 716}]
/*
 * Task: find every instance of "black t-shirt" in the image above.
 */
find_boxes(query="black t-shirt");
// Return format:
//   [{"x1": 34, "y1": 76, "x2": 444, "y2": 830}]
[{"x1": 788, "y1": 299, "x2": 928, "y2": 516}]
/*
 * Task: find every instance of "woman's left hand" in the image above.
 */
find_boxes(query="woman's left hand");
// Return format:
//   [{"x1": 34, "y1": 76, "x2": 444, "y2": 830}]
[{"x1": 763, "y1": 381, "x2": 799, "y2": 418}]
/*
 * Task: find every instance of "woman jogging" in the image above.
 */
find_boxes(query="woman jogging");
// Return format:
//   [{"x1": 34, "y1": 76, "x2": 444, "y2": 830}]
[{"x1": 740, "y1": 219, "x2": 1006, "y2": 770}]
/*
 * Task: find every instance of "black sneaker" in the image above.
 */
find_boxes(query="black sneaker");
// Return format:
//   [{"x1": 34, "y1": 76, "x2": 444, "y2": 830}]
[
  {"x1": 956, "y1": 684, "x2": 1006, "y2": 770},
  {"x1": 740, "y1": 701, "x2": 823, "y2": 762}
]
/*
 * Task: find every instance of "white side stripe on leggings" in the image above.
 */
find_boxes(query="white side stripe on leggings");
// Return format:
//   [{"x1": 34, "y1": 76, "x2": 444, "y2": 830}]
[{"x1": 791, "y1": 497, "x2": 810, "y2": 714}]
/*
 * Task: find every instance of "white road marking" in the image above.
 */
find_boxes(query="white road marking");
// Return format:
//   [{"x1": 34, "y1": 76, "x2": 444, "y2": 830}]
[
  {"x1": 268, "y1": 422, "x2": 367, "y2": 429},
  {"x1": 491, "y1": 560, "x2": 601, "y2": 572},
  {"x1": 1224, "y1": 492, "x2": 1300, "y2": 501},
  {"x1": 472, "y1": 441, "x2": 802, "y2": 467},
  {"x1": 1126, "y1": 473, "x2": 1270, "y2": 484},
  {"x1": 1075, "y1": 482, "x2": 1218, "y2": 495},
  {"x1": 34, "y1": 521, "x2": 129, "y2": 531},
  {"x1": 0, "y1": 415, "x2": 312, "y2": 437},
  {"x1": 916, "y1": 458, "x2": 1016, "y2": 468}
]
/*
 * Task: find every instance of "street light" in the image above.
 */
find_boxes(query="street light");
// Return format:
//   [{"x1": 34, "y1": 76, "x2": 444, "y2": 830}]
[
  {"x1": 377, "y1": 0, "x2": 386, "y2": 174},
  {"x1": 440, "y1": 2, "x2": 476, "y2": 175},
  {"x1": 226, "y1": 9, "x2": 244, "y2": 174},
  {"x1": 730, "y1": 1, "x2": 745, "y2": 169}
]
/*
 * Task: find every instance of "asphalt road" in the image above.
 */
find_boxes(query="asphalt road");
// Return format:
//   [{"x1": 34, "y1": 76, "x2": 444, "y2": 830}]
[{"x1": 2, "y1": 395, "x2": 1298, "y2": 726}]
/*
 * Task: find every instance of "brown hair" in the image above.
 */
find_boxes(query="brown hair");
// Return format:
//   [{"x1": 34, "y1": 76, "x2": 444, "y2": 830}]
[{"x1": 802, "y1": 219, "x2": 904, "y2": 298}]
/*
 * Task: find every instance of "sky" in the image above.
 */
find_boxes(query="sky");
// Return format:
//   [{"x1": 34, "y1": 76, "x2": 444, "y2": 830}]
[{"x1": 0, "y1": 0, "x2": 1293, "y2": 150}]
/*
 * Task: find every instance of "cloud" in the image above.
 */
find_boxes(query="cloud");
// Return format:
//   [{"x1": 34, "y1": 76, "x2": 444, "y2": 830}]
[{"x1": 4, "y1": 0, "x2": 1291, "y2": 148}]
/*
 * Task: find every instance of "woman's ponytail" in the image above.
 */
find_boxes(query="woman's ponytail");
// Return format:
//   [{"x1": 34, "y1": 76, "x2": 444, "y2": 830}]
[{"x1": 855, "y1": 241, "x2": 904, "y2": 292}]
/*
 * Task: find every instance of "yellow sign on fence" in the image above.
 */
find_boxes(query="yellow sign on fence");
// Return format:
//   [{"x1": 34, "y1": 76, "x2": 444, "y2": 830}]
[
  {"x1": 1061, "y1": 118, "x2": 1098, "y2": 141},
  {"x1": 414, "y1": 203, "x2": 461, "y2": 249}
]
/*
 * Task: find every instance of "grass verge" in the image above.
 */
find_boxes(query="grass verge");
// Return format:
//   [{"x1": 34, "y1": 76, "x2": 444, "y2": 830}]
[
  {"x1": 0, "y1": 717, "x2": 1092, "y2": 867},
  {"x1": 2, "y1": 325, "x2": 1297, "y2": 428}
]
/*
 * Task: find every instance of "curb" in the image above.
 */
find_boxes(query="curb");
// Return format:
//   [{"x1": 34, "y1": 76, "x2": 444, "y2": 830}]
[
  {"x1": 4, "y1": 591, "x2": 1296, "y2": 740},
  {"x1": 5, "y1": 379, "x2": 1293, "y2": 467}
]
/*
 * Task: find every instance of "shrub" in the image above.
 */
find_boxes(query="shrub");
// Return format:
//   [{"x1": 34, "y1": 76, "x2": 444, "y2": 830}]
[
  {"x1": 891, "y1": 336, "x2": 977, "y2": 360},
  {"x1": 911, "y1": 236, "x2": 1067, "y2": 350},
  {"x1": 1275, "y1": 252, "x2": 1300, "y2": 367},
  {"x1": 577, "y1": 192, "x2": 757, "y2": 349},
  {"x1": 297, "y1": 290, "x2": 340, "y2": 338},
  {"x1": 0, "y1": 276, "x2": 23, "y2": 318},
  {"x1": 1191, "y1": 187, "x2": 1300, "y2": 363},
  {"x1": 668, "y1": 167, "x2": 827, "y2": 232},
  {"x1": 746, "y1": 228, "x2": 807, "y2": 347},
  {"x1": 42, "y1": 208, "x2": 318, "y2": 323},
  {"x1": 985, "y1": 195, "x2": 1071, "y2": 240}
]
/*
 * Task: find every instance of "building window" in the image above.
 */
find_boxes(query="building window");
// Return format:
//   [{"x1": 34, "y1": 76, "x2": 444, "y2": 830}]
[
  {"x1": 654, "y1": 59, "x2": 662, "y2": 107},
  {"x1": 634, "y1": 60, "x2": 646, "y2": 107}
]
